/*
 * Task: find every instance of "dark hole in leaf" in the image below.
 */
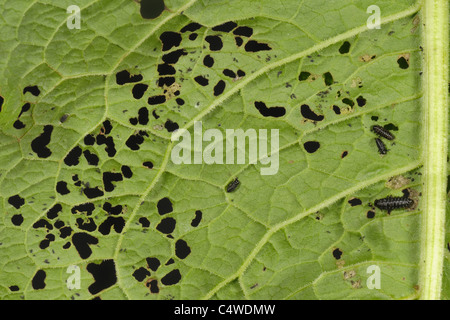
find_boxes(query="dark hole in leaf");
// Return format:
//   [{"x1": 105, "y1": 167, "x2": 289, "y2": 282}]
[
  {"x1": 165, "y1": 119, "x2": 179, "y2": 132},
  {"x1": 76, "y1": 217, "x2": 97, "y2": 232},
  {"x1": 129, "y1": 117, "x2": 138, "y2": 125},
  {"x1": 72, "y1": 203, "x2": 95, "y2": 215},
  {"x1": 298, "y1": 71, "x2": 311, "y2": 81},
  {"x1": 19, "y1": 103, "x2": 31, "y2": 116},
  {"x1": 194, "y1": 76, "x2": 209, "y2": 86},
  {"x1": 300, "y1": 104, "x2": 324, "y2": 121},
  {"x1": 132, "y1": 83, "x2": 148, "y2": 100},
  {"x1": 160, "y1": 31, "x2": 182, "y2": 51},
  {"x1": 233, "y1": 26, "x2": 253, "y2": 37},
  {"x1": 245, "y1": 40, "x2": 271, "y2": 52},
  {"x1": 146, "y1": 257, "x2": 161, "y2": 271},
  {"x1": 205, "y1": 35, "x2": 223, "y2": 51},
  {"x1": 180, "y1": 22, "x2": 202, "y2": 33},
  {"x1": 121, "y1": 165, "x2": 133, "y2": 178},
  {"x1": 54, "y1": 220, "x2": 65, "y2": 229},
  {"x1": 56, "y1": 181, "x2": 70, "y2": 195},
  {"x1": 175, "y1": 239, "x2": 191, "y2": 259},
  {"x1": 87, "y1": 259, "x2": 117, "y2": 295},
  {"x1": 383, "y1": 123, "x2": 399, "y2": 131},
  {"x1": 84, "y1": 134, "x2": 95, "y2": 145},
  {"x1": 83, "y1": 150, "x2": 99, "y2": 166},
  {"x1": 8, "y1": 195, "x2": 25, "y2": 209},
  {"x1": 203, "y1": 55, "x2": 214, "y2": 68},
  {"x1": 212, "y1": 21, "x2": 237, "y2": 32},
  {"x1": 156, "y1": 217, "x2": 176, "y2": 234},
  {"x1": 103, "y1": 172, "x2": 123, "y2": 192},
  {"x1": 32, "y1": 270, "x2": 46, "y2": 290},
  {"x1": 126, "y1": 133, "x2": 144, "y2": 150},
  {"x1": 371, "y1": 116, "x2": 379, "y2": 121},
  {"x1": 83, "y1": 186, "x2": 104, "y2": 199},
  {"x1": 161, "y1": 269, "x2": 181, "y2": 286},
  {"x1": 157, "y1": 197, "x2": 173, "y2": 215},
  {"x1": 339, "y1": 41, "x2": 351, "y2": 54},
  {"x1": 116, "y1": 70, "x2": 143, "y2": 85},
  {"x1": 139, "y1": 217, "x2": 150, "y2": 228},
  {"x1": 13, "y1": 120, "x2": 25, "y2": 129},
  {"x1": 397, "y1": 56, "x2": 409, "y2": 69},
  {"x1": 139, "y1": 0, "x2": 165, "y2": 19},
  {"x1": 332, "y1": 248, "x2": 343, "y2": 260},
  {"x1": 23, "y1": 85, "x2": 40, "y2": 96},
  {"x1": 213, "y1": 80, "x2": 226, "y2": 96},
  {"x1": 31, "y1": 125, "x2": 53, "y2": 158},
  {"x1": 0, "y1": 95, "x2": 3, "y2": 111},
  {"x1": 254, "y1": 101, "x2": 286, "y2": 118},
  {"x1": 9, "y1": 286, "x2": 19, "y2": 292},
  {"x1": 98, "y1": 217, "x2": 125, "y2": 235},
  {"x1": 148, "y1": 95, "x2": 166, "y2": 105},
  {"x1": 64, "y1": 146, "x2": 82, "y2": 166},
  {"x1": 332, "y1": 105, "x2": 341, "y2": 115},
  {"x1": 11, "y1": 214, "x2": 24, "y2": 226},
  {"x1": 102, "y1": 120, "x2": 112, "y2": 135},
  {"x1": 367, "y1": 210, "x2": 375, "y2": 219},
  {"x1": 47, "y1": 204, "x2": 62, "y2": 219},
  {"x1": 152, "y1": 109, "x2": 160, "y2": 119},
  {"x1": 158, "y1": 63, "x2": 176, "y2": 76},
  {"x1": 348, "y1": 198, "x2": 362, "y2": 206},
  {"x1": 191, "y1": 210, "x2": 202, "y2": 227},
  {"x1": 133, "y1": 267, "x2": 150, "y2": 282},
  {"x1": 143, "y1": 161, "x2": 154, "y2": 169},
  {"x1": 356, "y1": 96, "x2": 367, "y2": 107},
  {"x1": 176, "y1": 98, "x2": 185, "y2": 106},
  {"x1": 72, "y1": 232, "x2": 98, "y2": 259},
  {"x1": 63, "y1": 242, "x2": 71, "y2": 249},
  {"x1": 235, "y1": 37, "x2": 243, "y2": 47},
  {"x1": 163, "y1": 49, "x2": 187, "y2": 64},
  {"x1": 138, "y1": 107, "x2": 149, "y2": 125},
  {"x1": 223, "y1": 69, "x2": 236, "y2": 78},
  {"x1": 149, "y1": 279, "x2": 159, "y2": 293},
  {"x1": 33, "y1": 219, "x2": 53, "y2": 230},
  {"x1": 59, "y1": 226, "x2": 73, "y2": 239},
  {"x1": 323, "y1": 72, "x2": 333, "y2": 86},
  {"x1": 303, "y1": 141, "x2": 320, "y2": 153},
  {"x1": 237, "y1": 70, "x2": 246, "y2": 77},
  {"x1": 189, "y1": 33, "x2": 198, "y2": 41},
  {"x1": 103, "y1": 202, "x2": 123, "y2": 215},
  {"x1": 341, "y1": 151, "x2": 348, "y2": 158},
  {"x1": 158, "y1": 76, "x2": 175, "y2": 87},
  {"x1": 342, "y1": 98, "x2": 354, "y2": 107},
  {"x1": 165, "y1": 258, "x2": 174, "y2": 265}
]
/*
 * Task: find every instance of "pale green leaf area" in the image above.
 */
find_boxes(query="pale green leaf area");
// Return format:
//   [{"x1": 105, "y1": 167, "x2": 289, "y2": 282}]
[{"x1": 0, "y1": 0, "x2": 447, "y2": 300}]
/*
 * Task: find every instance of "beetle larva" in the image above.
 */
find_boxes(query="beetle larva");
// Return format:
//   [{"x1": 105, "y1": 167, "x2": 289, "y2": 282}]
[
  {"x1": 372, "y1": 125, "x2": 395, "y2": 140},
  {"x1": 375, "y1": 138, "x2": 387, "y2": 155},
  {"x1": 374, "y1": 196, "x2": 414, "y2": 214},
  {"x1": 226, "y1": 178, "x2": 240, "y2": 193}
]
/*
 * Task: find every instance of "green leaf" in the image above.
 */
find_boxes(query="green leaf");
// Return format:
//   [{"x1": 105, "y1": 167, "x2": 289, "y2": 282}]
[{"x1": 0, "y1": 0, "x2": 447, "y2": 300}]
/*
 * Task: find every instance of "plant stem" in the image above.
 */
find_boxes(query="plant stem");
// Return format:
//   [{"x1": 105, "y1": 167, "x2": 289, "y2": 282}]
[{"x1": 419, "y1": 0, "x2": 449, "y2": 300}]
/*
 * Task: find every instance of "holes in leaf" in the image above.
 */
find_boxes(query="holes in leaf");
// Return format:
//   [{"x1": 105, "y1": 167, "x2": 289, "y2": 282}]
[
  {"x1": 156, "y1": 217, "x2": 176, "y2": 234},
  {"x1": 332, "y1": 248, "x2": 343, "y2": 260},
  {"x1": 180, "y1": 22, "x2": 202, "y2": 33},
  {"x1": 72, "y1": 203, "x2": 95, "y2": 215},
  {"x1": 76, "y1": 218, "x2": 97, "y2": 232},
  {"x1": 46, "y1": 204, "x2": 62, "y2": 219},
  {"x1": 116, "y1": 70, "x2": 143, "y2": 85},
  {"x1": 303, "y1": 141, "x2": 320, "y2": 153},
  {"x1": 143, "y1": 161, "x2": 154, "y2": 169},
  {"x1": 148, "y1": 95, "x2": 166, "y2": 105},
  {"x1": 23, "y1": 85, "x2": 41, "y2": 96},
  {"x1": 83, "y1": 150, "x2": 99, "y2": 166},
  {"x1": 367, "y1": 210, "x2": 375, "y2": 219},
  {"x1": 133, "y1": 267, "x2": 150, "y2": 282},
  {"x1": 139, "y1": 217, "x2": 150, "y2": 228},
  {"x1": 132, "y1": 83, "x2": 148, "y2": 100},
  {"x1": 32, "y1": 270, "x2": 46, "y2": 290},
  {"x1": 323, "y1": 72, "x2": 333, "y2": 86},
  {"x1": 235, "y1": 37, "x2": 243, "y2": 47},
  {"x1": 339, "y1": 41, "x2": 351, "y2": 54},
  {"x1": 158, "y1": 76, "x2": 175, "y2": 87},
  {"x1": 254, "y1": 101, "x2": 286, "y2": 118},
  {"x1": 342, "y1": 98, "x2": 354, "y2": 107},
  {"x1": 33, "y1": 219, "x2": 53, "y2": 230},
  {"x1": 213, "y1": 80, "x2": 226, "y2": 96},
  {"x1": 160, "y1": 31, "x2": 182, "y2": 51},
  {"x1": 103, "y1": 172, "x2": 123, "y2": 192},
  {"x1": 139, "y1": 0, "x2": 165, "y2": 19},
  {"x1": 300, "y1": 104, "x2": 324, "y2": 122},
  {"x1": 189, "y1": 33, "x2": 198, "y2": 41},
  {"x1": 332, "y1": 105, "x2": 341, "y2": 115},
  {"x1": 205, "y1": 35, "x2": 223, "y2": 51},
  {"x1": 158, "y1": 63, "x2": 176, "y2": 76},
  {"x1": 161, "y1": 269, "x2": 181, "y2": 286},
  {"x1": 146, "y1": 257, "x2": 161, "y2": 271},
  {"x1": 175, "y1": 239, "x2": 191, "y2": 259},
  {"x1": 0, "y1": 96, "x2": 3, "y2": 111},
  {"x1": 31, "y1": 125, "x2": 53, "y2": 158},
  {"x1": 148, "y1": 279, "x2": 159, "y2": 293},
  {"x1": 11, "y1": 214, "x2": 24, "y2": 226},
  {"x1": 84, "y1": 134, "x2": 95, "y2": 145},
  {"x1": 203, "y1": 55, "x2": 214, "y2": 68},
  {"x1": 194, "y1": 76, "x2": 209, "y2": 86},
  {"x1": 223, "y1": 69, "x2": 236, "y2": 78},
  {"x1": 87, "y1": 260, "x2": 117, "y2": 295},
  {"x1": 126, "y1": 133, "x2": 145, "y2": 150},
  {"x1": 98, "y1": 217, "x2": 125, "y2": 235},
  {"x1": 165, "y1": 119, "x2": 179, "y2": 132},
  {"x1": 83, "y1": 186, "x2": 104, "y2": 199},
  {"x1": 298, "y1": 71, "x2": 311, "y2": 81},
  {"x1": 72, "y1": 232, "x2": 98, "y2": 259},
  {"x1": 121, "y1": 165, "x2": 133, "y2": 179},
  {"x1": 56, "y1": 181, "x2": 70, "y2": 195},
  {"x1": 9, "y1": 286, "x2": 19, "y2": 292},
  {"x1": 162, "y1": 49, "x2": 187, "y2": 64},
  {"x1": 176, "y1": 98, "x2": 185, "y2": 106},
  {"x1": 233, "y1": 26, "x2": 253, "y2": 37},
  {"x1": 8, "y1": 195, "x2": 25, "y2": 209},
  {"x1": 13, "y1": 120, "x2": 25, "y2": 129},
  {"x1": 191, "y1": 210, "x2": 202, "y2": 227},
  {"x1": 245, "y1": 40, "x2": 271, "y2": 52},
  {"x1": 103, "y1": 202, "x2": 123, "y2": 215},
  {"x1": 138, "y1": 107, "x2": 149, "y2": 125},
  {"x1": 212, "y1": 21, "x2": 237, "y2": 32},
  {"x1": 64, "y1": 146, "x2": 82, "y2": 166},
  {"x1": 348, "y1": 198, "x2": 362, "y2": 206},
  {"x1": 397, "y1": 56, "x2": 409, "y2": 69},
  {"x1": 356, "y1": 96, "x2": 367, "y2": 107},
  {"x1": 157, "y1": 197, "x2": 173, "y2": 215},
  {"x1": 383, "y1": 123, "x2": 399, "y2": 131},
  {"x1": 341, "y1": 151, "x2": 348, "y2": 159}
]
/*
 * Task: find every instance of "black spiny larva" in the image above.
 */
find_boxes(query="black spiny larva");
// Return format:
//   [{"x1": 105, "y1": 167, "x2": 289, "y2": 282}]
[
  {"x1": 374, "y1": 196, "x2": 414, "y2": 214},
  {"x1": 372, "y1": 125, "x2": 395, "y2": 140},
  {"x1": 375, "y1": 138, "x2": 387, "y2": 155},
  {"x1": 226, "y1": 178, "x2": 240, "y2": 193}
]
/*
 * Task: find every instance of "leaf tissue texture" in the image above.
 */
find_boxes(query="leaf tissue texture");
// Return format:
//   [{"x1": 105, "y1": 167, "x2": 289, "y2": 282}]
[{"x1": 0, "y1": 0, "x2": 427, "y2": 300}]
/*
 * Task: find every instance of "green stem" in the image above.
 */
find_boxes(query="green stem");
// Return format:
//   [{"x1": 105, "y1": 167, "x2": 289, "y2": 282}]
[{"x1": 419, "y1": 0, "x2": 449, "y2": 300}]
